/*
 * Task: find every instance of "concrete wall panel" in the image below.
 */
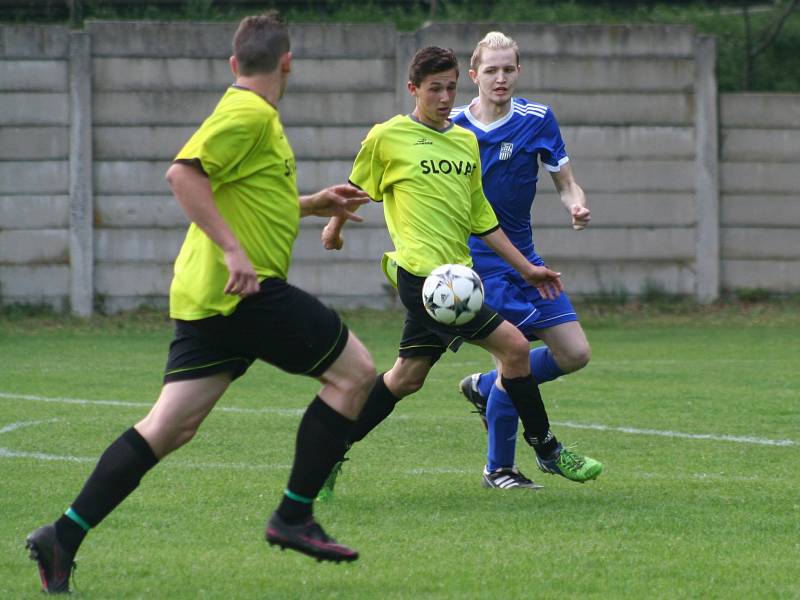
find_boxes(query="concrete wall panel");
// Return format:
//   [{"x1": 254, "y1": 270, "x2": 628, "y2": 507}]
[
  {"x1": 420, "y1": 23, "x2": 696, "y2": 57},
  {"x1": 722, "y1": 128, "x2": 800, "y2": 162},
  {"x1": 533, "y1": 227, "x2": 696, "y2": 261},
  {"x1": 566, "y1": 159, "x2": 695, "y2": 193},
  {"x1": 0, "y1": 126, "x2": 68, "y2": 160},
  {"x1": 533, "y1": 192, "x2": 696, "y2": 227},
  {"x1": 722, "y1": 228, "x2": 800, "y2": 260},
  {"x1": 0, "y1": 161, "x2": 68, "y2": 194},
  {"x1": 0, "y1": 92, "x2": 69, "y2": 125},
  {"x1": 721, "y1": 162, "x2": 800, "y2": 194},
  {"x1": 0, "y1": 229, "x2": 68, "y2": 263},
  {"x1": 95, "y1": 262, "x2": 173, "y2": 295},
  {"x1": 0, "y1": 26, "x2": 70, "y2": 58},
  {"x1": 721, "y1": 195, "x2": 800, "y2": 227},
  {"x1": 94, "y1": 126, "x2": 192, "y2": 160},
  {"x1": 95, "y1": 228, "x2": 184, "y2": 262},
  {"x1": 721, "y1": 93, "x2": 800, "y2": 128},
  {"x1": 0, "y1": 265, "x2": 69, "y2": 297},
  {"x1": 93, "y1": 57, "x2": 393, "y2": 92},
  {"x1": 543, "y1": 261, "x2": 696, "y2": 296},
  {"x1": 495, "y1": 92, "x2": 694, "y2": 126},
  {"x1": 87, "y1": 22, "x2": 396, "y2": 58},
  {"x1": 564, "y1": 126, "x2": 694, "y2": 159},
  {"x1": 95, "y1": 161, "x2": 171, "y2": 194},
  {"x1": 514, "y1": 57, "x2": 694, "y2": 92},
  {"x1": 0, "y1": 195, "x2": 69, "y2": 228},
  {"x1": 95, "y1": 195, "x2": 188, "y2": 228},
  {"x1": 0, "y1": 60, "x2": 68, "y2": 91},
  {"x1": 722, "y1": 259, "x2": 800, "y2": 292}
]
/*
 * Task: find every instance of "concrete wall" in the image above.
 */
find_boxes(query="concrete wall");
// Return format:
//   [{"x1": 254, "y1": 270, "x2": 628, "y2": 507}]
[
  {"x1": 0, "y1": 21, "x2": 796, "y2": 313},
  {"x1": 719, "y1": 93, "x2": 800, "y2": 293}
]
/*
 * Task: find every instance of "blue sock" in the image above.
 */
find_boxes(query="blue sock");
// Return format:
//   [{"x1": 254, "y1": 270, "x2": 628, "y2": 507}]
[
  {"x1": 477, "y1": 346, "x2": 564, "y2": 394},
  {"x1": 486, "y1": 384, "x2": 519, "y2": 470},
  {"x1": 529, "y1": 346, "x2": 564, "y2": 384}
]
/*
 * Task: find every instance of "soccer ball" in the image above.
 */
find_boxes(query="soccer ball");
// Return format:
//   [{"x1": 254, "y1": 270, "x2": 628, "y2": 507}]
[{"x1": 421, "y1": 264, "x2": 484, "y2": 326}]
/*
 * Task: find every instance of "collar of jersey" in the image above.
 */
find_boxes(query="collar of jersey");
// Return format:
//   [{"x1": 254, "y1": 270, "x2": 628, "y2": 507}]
[
  {"x1": 462, "y1": 97, "x2": 516, "y2": 132},
  {"x1": 407, "y1": 114, "x2": 454, "y2": 133},
  {"x1": 230, "y1": 84, "x2": 277, "y2": 110}
]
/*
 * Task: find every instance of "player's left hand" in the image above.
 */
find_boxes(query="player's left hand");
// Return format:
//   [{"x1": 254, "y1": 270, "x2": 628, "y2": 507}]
[
  {"x1": 311, "y1": 184, "x2": 370, "y2": 221},
  {"x1": 523, "y1": 265, "x2": 564, "y2": 300},
  {"x1": 571, "y1": 204, "x2": 590, "y2": 230}
]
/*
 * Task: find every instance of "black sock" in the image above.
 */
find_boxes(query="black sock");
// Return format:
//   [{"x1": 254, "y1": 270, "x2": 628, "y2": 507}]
[
  {"x1": 500, "y1": 374, "x2": 558, "y2": 458},
  {"x1": 277, "y1": 396, "x2": 355, "y2": 524},
  {"x1": 64, "y1": 427, "x2": 158, "y2": 551},
  {"x1": 347, "y1": 373, "x2": 401, "y2": 444},
  {"x1": 54, "y1": 514, "x2": 87, "y2": 557}
]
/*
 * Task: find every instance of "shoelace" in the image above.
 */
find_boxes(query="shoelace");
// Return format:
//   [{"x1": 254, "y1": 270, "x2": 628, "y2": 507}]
[{"x1": 558, "y1": 445, "x2": 586, "y2": 470}]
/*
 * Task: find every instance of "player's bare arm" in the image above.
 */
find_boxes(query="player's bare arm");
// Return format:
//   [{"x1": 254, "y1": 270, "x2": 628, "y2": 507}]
[
  {"x1": 321, "y1": 215, "x2": 346, "y2": 250},
  {"x1": 300, "y1": 184, "x2": 370, "y2": 220},
  {"x1": 479, "y1": 228, "x2": 563, "y2": 300},
  {"x1": 165, "y1": 162, "x2": 259, "y2": 297},
  {"x1": 550, "y1": 164, "x2": 589, "y2": 231}
]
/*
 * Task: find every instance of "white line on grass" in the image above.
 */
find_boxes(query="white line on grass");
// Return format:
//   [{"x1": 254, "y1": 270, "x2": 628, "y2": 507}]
[
  {"x1": 1, "y1": 390, "x2": 795, "y2": 447},
  {"x1": 551, "y1": 420, "x2": 795, "y2": 447}
]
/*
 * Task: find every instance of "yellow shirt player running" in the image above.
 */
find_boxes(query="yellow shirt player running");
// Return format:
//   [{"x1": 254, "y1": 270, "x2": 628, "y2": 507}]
[
  {"x1": 348, "y1": 113, "x2": 497, "y2": 277},
  {"x1": 321, "y1": 47, "x2": 602, "y2": 501},
  {"x1": 26, "y1": 14, "x2": 377, "y2": 594},
  {"x1": 171, "y1": 85, "x2": 300, "y2": 319}
]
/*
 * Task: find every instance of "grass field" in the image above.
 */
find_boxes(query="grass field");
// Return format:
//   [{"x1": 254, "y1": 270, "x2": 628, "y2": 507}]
[{"x1": 1, "y1": 305, "x2": 798, "y2": 598}]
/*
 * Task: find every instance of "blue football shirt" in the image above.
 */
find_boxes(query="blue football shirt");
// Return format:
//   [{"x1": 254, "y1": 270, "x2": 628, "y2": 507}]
[{"x1": 451, "y1": 97, "x2": 569, "y2": 277}]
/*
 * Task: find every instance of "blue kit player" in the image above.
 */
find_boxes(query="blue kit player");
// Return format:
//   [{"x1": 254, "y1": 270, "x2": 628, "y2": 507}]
[{"x1": 451, "y1": 32, "x2": 603, "y2": 489}]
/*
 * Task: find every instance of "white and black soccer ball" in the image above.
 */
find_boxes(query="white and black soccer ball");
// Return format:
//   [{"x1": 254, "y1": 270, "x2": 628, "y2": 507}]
[{"x1": 421, "y1": 264, "x2": 484, "y2": 326}]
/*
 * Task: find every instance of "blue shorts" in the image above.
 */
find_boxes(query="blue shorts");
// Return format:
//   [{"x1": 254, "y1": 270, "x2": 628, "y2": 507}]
[{"x1": 482, "y1": 270, "x2": 578, "y2": 340}]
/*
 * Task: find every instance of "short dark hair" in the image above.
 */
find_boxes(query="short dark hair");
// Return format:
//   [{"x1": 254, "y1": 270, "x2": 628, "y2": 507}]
[
  {"x1": 232, "y1": 11, "x2": 290, "y2": 76},
  {"x1": 408, "y1": 46, "x2": 459, "y2": 86}
]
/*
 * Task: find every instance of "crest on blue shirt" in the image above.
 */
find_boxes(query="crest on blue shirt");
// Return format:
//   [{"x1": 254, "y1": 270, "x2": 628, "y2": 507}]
[{"x1": 499, "y1": 142, "x2": 513, "y2": 160}]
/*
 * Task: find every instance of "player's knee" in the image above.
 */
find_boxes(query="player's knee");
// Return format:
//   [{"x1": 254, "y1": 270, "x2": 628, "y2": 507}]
[
  {"x1": 503, "y1": 333, "x2": 532, "y2": 373},
  {"x1": 559, "y1": 342, "x2": 591, "y2": 373}
]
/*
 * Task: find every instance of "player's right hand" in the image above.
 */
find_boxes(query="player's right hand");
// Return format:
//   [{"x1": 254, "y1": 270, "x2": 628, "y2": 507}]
[
  {"x1": 223, "y1": 247, "x2": 259, "y2": 297},
  {"x1": 524, "y1": 265, "x2": 563, "y2": 300},
  {"x1": 321, "y1": 224, "x2": 344, "y2": 250}
]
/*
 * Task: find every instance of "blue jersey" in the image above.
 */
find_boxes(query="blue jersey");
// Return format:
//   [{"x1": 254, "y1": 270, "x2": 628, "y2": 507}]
[{"x1": 451, "y1": 97, "x2": 568, "y2": 277}]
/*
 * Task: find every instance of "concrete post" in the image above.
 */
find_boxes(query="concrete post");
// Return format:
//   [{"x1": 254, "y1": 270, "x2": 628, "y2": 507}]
[
  {"x1": 694, "y1": 35, "x2": 719, "y2": 303},
  {"x1": 395, "y1": 31, "x2": 418, "y2": 114},
  {"x1": 69, "y1": 30, "x2": 94, "y2": 316}
]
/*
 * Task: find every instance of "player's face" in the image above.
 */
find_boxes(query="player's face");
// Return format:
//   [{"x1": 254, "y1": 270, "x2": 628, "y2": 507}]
[
  {"x1": 408, "y1": 68, "x2": 458, "y2": 129},
  {"x1": 470, "y1": 47, "x2": 519, "y2": 106}
]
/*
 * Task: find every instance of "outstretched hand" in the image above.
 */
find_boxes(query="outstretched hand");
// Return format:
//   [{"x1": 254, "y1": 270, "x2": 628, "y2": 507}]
[
  {"x1": 523, "y1": 265, "x2": 564, "y2": 300},
  {"x1": 308, "y1": 184, "x2": 370, "y2": 221}
]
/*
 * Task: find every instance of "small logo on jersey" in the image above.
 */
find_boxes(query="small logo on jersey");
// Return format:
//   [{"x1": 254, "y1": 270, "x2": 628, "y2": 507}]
[
  {"x1": 499, "y1": 142, "x2": 514, "y2": 160},
  {"x1": 414, "y1": 137, "x2": 433, "y2": 146}
]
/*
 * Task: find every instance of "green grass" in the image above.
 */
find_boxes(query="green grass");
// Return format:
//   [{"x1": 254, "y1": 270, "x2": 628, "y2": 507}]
[{"x1": 1, "y1": 305, "x2": 799, "y2": 598}]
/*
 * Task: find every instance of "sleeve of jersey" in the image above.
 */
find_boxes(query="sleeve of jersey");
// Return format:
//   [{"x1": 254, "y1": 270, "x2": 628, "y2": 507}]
[
  {"x1": 538, "y1": 109, "x2": 570, "y2": 173},
  {"x1": 174, "y1": 108, "x2": 261, "y2": 183},
  {"x1": 468, "y1": 145, "x2": 499, "y2": 236},
  {"x1": 348, "y1": 126, "x2": 384, "y2": 202}
]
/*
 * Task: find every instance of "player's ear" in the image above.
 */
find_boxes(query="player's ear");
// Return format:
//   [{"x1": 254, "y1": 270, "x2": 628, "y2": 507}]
[
  {"x1": 280, "y1": 51, "x2": 292, "y2": 74},
  {"x1": 407, "y1": 81, "x2": 417, "y2": 96},
  {"x1": 468, "y1": 69, "x2": 478, "y2": 84},
  {"x1": 229, "y1": 55, "x2": 238, "y2": 77}
]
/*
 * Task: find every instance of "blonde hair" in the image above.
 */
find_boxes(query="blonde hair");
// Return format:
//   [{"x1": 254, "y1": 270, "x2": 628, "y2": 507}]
[{"x1": 470, "y1": 31, "x2": 519, "y2": 70}]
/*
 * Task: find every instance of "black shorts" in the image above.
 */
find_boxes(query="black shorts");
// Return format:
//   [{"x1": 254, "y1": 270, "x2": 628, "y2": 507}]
[
  {"x1": 396, "y1": 266, "x2": 502, "y2": 362},
  {"x1": 164, "y1": 278, "x2": 349, "y2": 383}
]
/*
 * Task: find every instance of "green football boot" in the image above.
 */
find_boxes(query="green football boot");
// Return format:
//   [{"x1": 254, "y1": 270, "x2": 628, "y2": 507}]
[{"x1": 536, "y1": 443, "x2": 603, "y2": 483}]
